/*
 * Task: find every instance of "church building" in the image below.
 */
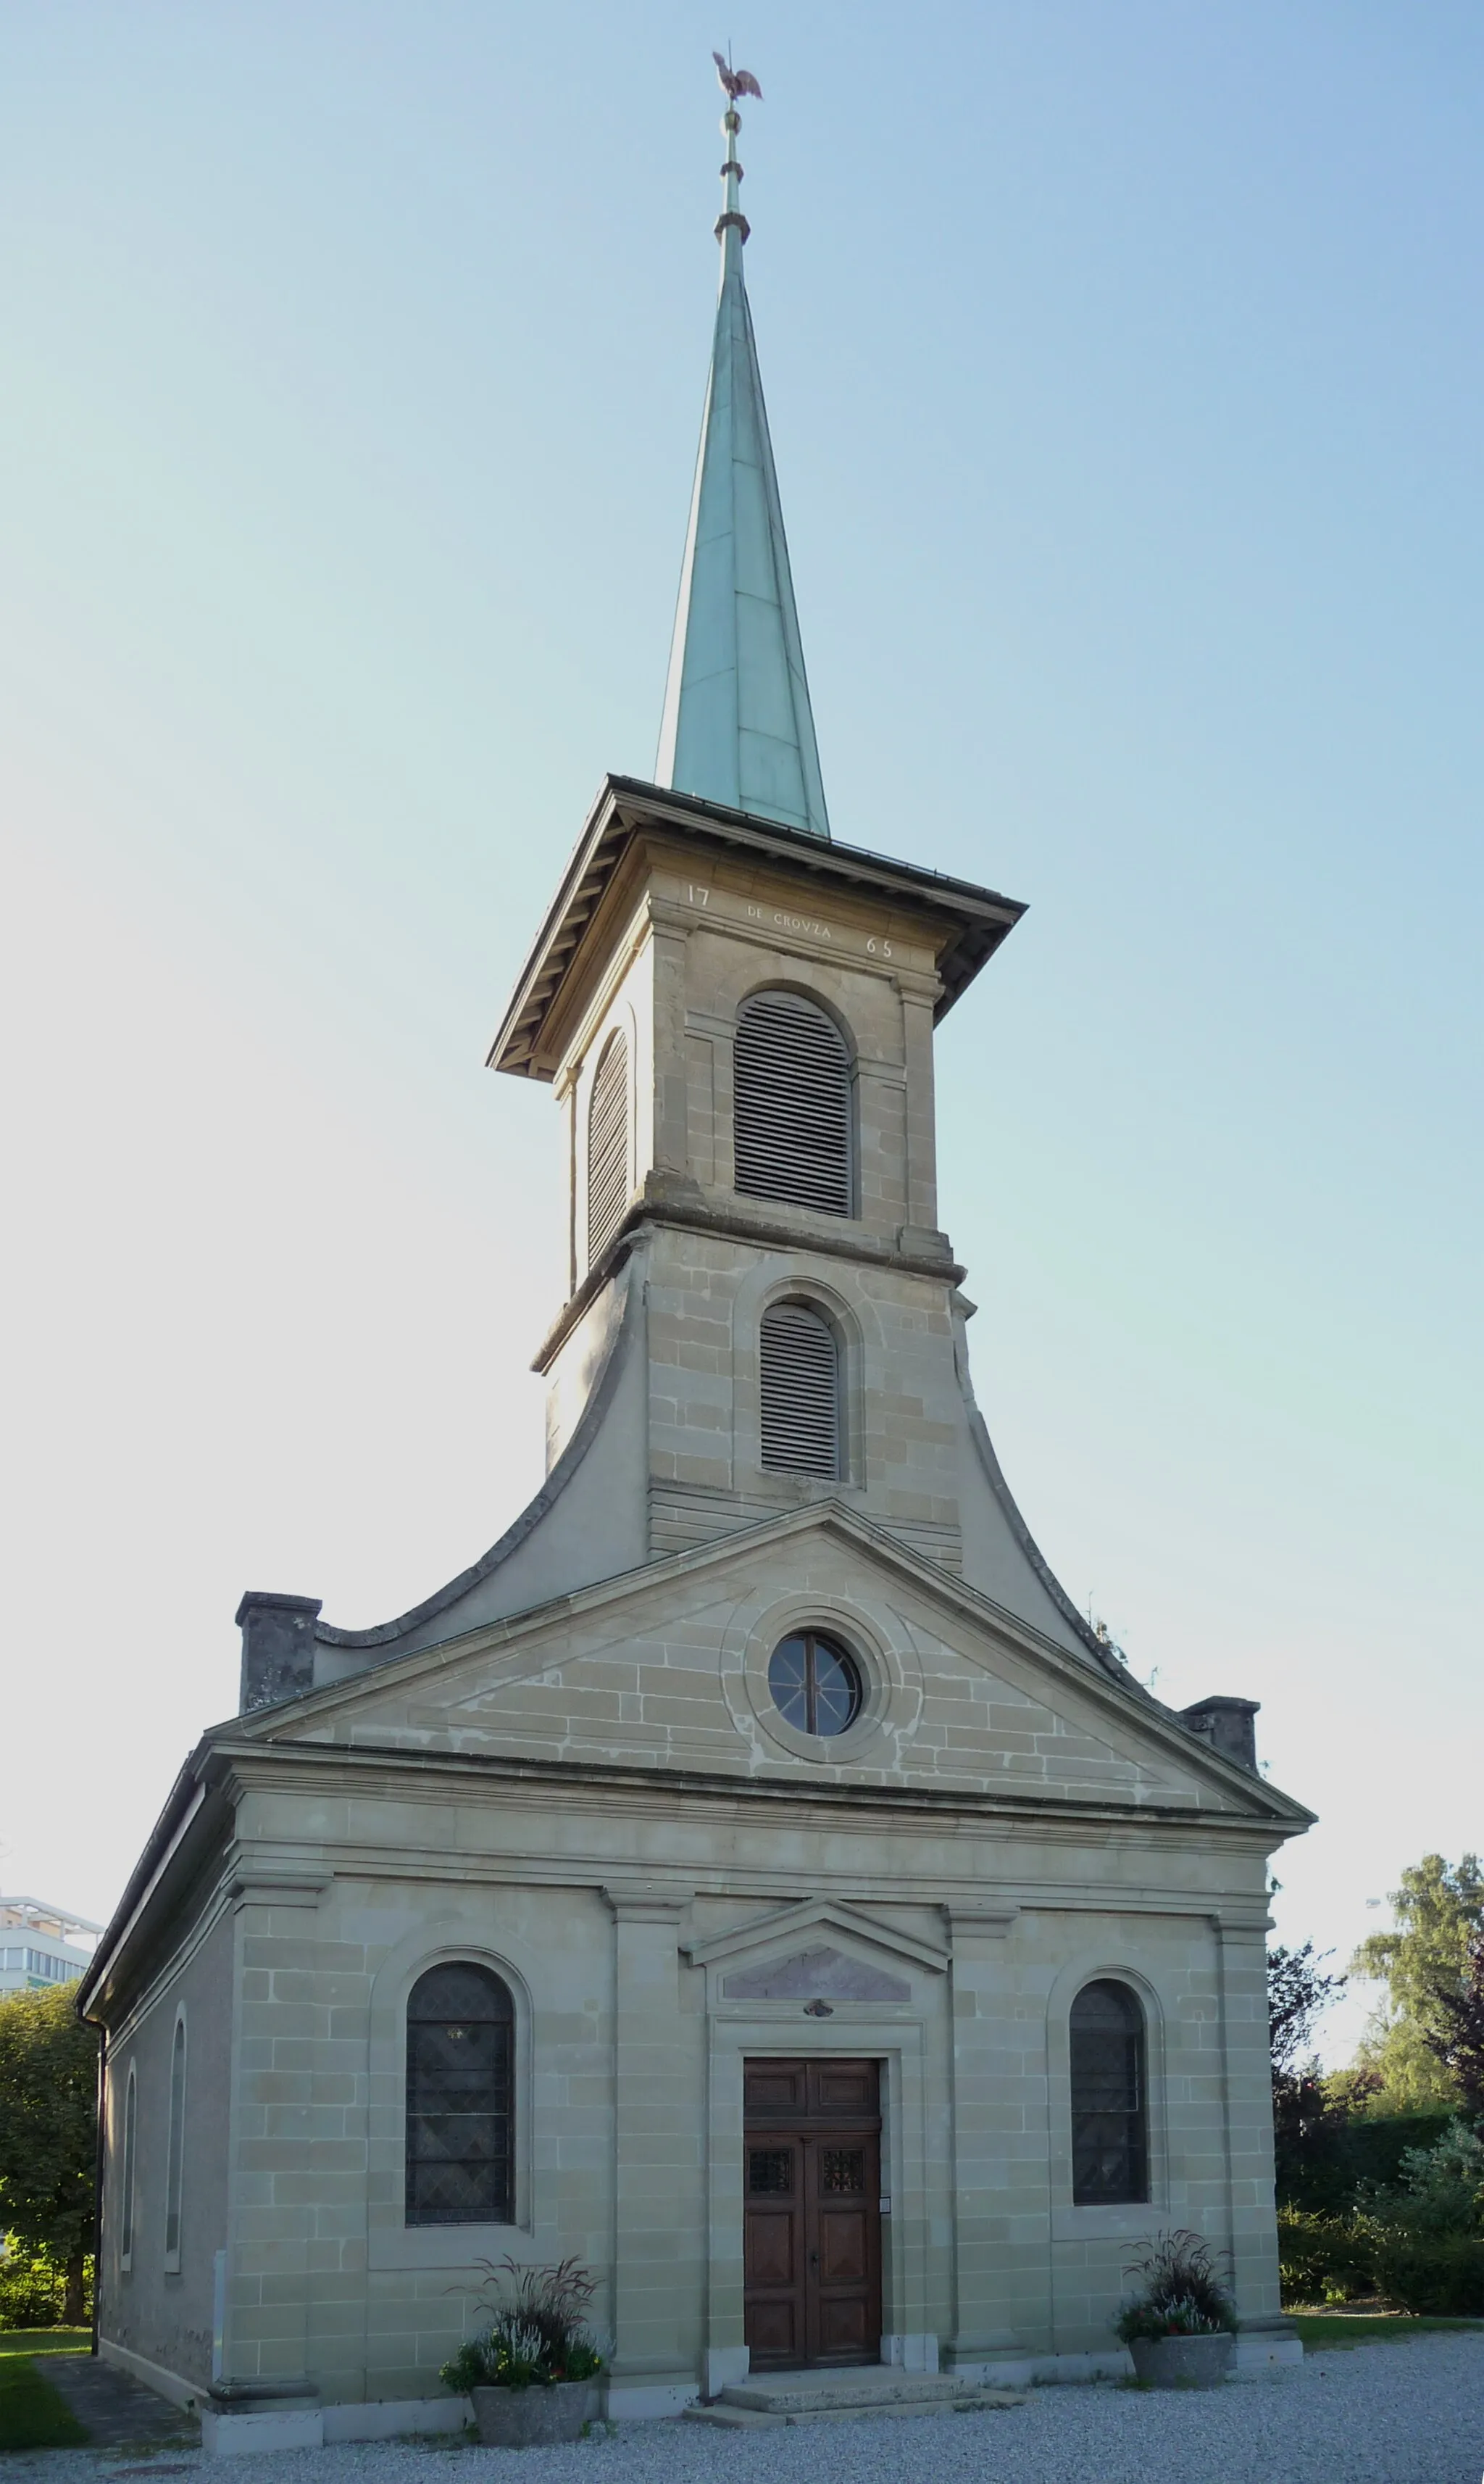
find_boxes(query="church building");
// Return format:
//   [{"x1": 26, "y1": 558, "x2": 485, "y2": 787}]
[{"x1": 80, "y1": 82, "x2": 1311, "y2": 2451}]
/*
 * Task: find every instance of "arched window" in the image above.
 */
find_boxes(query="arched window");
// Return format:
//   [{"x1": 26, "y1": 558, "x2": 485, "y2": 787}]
[
  {"x1": 1070, "y1": 1980, "x2": 1148, "y2": 2205},
  {"x1": 586, "y1": 1029, "x2": 630, "y2": 1265},
  {"x1": 760, "y1": 1301, "x2": 841, "y2": 1476},
  {"x1": 734, "y1": 991, "x2": 852, "y2": 1216},
  {"x1": 120, "y1": 2065, "x2": 138, "y2": 2272},
  {"x1": 164, "y1": 2016, "x2": 187, "y2": 2268},
  {"x1": 406, "y1": 1962, "x2": 514, "y2": 2227}
]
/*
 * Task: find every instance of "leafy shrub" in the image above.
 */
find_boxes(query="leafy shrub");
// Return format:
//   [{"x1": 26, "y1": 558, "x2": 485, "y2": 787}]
[
  {"x1": 439, "y1": 2258, "x2": 606, "y2": 2395},
  {"x1": 0, "y1": 2242, "x2": 90, "y2": 2330},
  {"x1": 1364, "y1": 2117, "x2": 1484, "y2": 2238},
  {"x1": 1278, "y1": 2117, "x2": 1484, "y2": 2309},
  {"x1": 1370, "y1": 2231, "x2": 1484, "y2": 2317},
  {"x1": 1114, "y1": 2230, "x2": 1238, "y2": 2343},
  {"x1": 1277, "y1": 2105, "x2": 1457, "y2": 2215},
  {"x1": 1276, "y1": 2209, "x2": 1372, "y2": 2306}
]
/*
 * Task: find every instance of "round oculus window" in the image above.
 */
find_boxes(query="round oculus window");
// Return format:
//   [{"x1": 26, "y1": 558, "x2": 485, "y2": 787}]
[{"x1": 767, "y1": 1631, "x2": 863, "y2": 1737}]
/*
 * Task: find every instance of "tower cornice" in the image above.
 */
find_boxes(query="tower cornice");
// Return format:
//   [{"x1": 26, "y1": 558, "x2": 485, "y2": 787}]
[
  {"x1": 529, "y1": 1199, "x2": 967, "y2": 1379},
  {"x1": 488, "y1": 775, "x2": 1025, "y2": 1081}
]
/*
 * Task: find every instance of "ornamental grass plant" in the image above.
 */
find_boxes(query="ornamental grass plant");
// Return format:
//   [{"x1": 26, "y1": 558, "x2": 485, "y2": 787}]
[
  {"x1": 1114, "y1": 2230, "x2": 1238, "y2": 2344},
  {"x1": 440, "y1": 2257, "x2": 607, "y2": 2395}
]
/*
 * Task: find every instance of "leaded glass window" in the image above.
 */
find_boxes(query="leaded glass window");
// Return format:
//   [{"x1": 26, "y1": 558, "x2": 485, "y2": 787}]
[
  {"x1": 1070, "y1": 1979, "x2": 1148, "y2": 2205},
  {"x1": 405, "y1": 1962, "x2": 514, "y2": 2227}
]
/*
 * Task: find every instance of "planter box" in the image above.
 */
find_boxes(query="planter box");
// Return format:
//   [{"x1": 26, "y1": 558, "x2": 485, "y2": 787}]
[
  {"x1": 470, "y1": 2382, "x2": 601, "y2": 2447},
  {"x1": 1127, "y1": 2334, "x2": 1235, "y2": 2390}
]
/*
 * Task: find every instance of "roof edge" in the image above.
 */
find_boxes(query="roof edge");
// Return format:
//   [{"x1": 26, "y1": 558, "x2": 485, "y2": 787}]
[{"x1": 488, "y1": 776, "x2": 1025, "y2": 1080}]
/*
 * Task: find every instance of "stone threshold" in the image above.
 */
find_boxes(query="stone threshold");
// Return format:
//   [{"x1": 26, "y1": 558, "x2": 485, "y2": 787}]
[{"x1": 685, "y1": 2369, "x2": 1025, "y2": 2429}]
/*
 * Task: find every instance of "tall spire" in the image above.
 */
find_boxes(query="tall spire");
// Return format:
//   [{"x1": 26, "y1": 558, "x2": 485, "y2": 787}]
[{"x1": 654, "y1": 65, "x2": 830, "y2": 841}]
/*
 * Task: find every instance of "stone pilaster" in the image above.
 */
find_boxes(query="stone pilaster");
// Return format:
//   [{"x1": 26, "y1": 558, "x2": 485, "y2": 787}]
[
  {"x1": 941, "y1": 1904, "x2": 1038, "y2": 2366},
  {"x1": 897, "y1": 976, "x2": 941, "y2": 1235},
  {"x1": 221, "y1": 1868, "x2": 333, "y2": 2402},
  {"x1": 603, "y1": 1886, "x2": 700, "y2": 2414},
  {"x1": 1214, "y1": 1916, "x2": 1288, "y2": 2327}
]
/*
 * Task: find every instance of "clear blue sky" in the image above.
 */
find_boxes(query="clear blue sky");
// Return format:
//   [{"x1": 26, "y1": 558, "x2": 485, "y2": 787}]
[{"x1": 2, "y1": 4, "x2": 1479, "y2": 2060}]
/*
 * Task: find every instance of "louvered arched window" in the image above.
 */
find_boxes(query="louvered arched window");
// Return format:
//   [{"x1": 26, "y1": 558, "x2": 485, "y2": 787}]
[
  {"x1": 734, "y1": 991, "x2": 852, "y2": 1216},
  {"x1": 406, "y1": 1961, "x2": 514, "y2": 2227},
  {"x1": 760, "y1": 1301, "x2": 841, "y2": 1477},
  {"x1": 586, "y1": 1029, "x2": 630, "y2": 1265},
  {"x1": 1070, "y1": 1980, "x2": 1148, "y2": 2204}
]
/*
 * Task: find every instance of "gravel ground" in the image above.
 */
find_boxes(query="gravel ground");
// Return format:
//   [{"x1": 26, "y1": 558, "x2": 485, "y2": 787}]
[{"x1": 8, "y1": 2334, "x2": 1483, "y2": 2484}]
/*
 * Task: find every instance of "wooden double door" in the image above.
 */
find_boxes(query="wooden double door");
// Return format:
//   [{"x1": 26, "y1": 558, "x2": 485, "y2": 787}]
[{"x1": 743, "y1": 2059, "x2": 882, "y2": 2369}]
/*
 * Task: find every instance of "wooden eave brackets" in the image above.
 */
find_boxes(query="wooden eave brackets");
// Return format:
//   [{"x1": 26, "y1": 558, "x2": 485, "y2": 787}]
[{"x1": 486, "y1": 775, "x2": 1026, "y2": 1081}]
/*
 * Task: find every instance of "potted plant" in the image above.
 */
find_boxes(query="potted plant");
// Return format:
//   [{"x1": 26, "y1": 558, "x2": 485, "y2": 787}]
[
  {"x1": 1114, "y1": 2230, "x2": 1238, "y2": 2388},
  {"x1": 440, "y1": 2256, "x2": 607, "y2": 2446}
]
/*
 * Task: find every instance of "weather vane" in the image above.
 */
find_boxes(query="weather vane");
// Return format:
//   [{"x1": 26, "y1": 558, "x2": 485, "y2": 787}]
[
  {"x1": 712, "y1": 49, "x2": 762, "y2": 103},
  {"x1": 711, "y1": 50, "x2": 762, "y2": 247}
]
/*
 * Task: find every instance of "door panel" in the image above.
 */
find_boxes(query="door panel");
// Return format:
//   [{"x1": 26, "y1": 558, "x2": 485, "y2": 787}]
[
  {"x1": 743, "y1": 2133, "x2": 804, "y2": 2366},
  {"x1": 811, "y1": 2063, "x2": 877, "y2": 2116},
  {"x1": 743, "y1": 2061, "x2": 882, "y2": 2369}
]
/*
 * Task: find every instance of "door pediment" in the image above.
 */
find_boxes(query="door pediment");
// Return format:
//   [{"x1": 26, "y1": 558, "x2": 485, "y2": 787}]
[
  {"x1": 722, "y1": 1946, "x2": 910, "y2": 2003},
  {"x1": 684, "y1": 1896, "x2": 949, "y2": 1995}
]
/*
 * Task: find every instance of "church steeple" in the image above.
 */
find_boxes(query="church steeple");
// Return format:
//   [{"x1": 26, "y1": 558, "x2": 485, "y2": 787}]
[{"x1": 654, "y1": 68, "x2": 831, "y2": 842}]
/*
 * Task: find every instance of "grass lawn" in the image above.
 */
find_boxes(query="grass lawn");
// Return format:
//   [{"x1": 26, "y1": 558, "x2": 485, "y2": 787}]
[
  {"x1": 1291, "y1": 2311, "x2": 1484, "y2": 2351},
  {"x1": 0, "y1": 2329, "x2": 92, "y2": 2359},
  {"x1": 0, "y1": 2339, "x2": 90, "y2": 2451}
]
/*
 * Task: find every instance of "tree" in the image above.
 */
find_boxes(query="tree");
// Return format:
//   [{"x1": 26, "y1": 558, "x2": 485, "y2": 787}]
[
  {"x1": 1423, "y1": 1932, "x2": 1484, "y2": 2122},
  {"x1": 1352, "y1": 1854, "x2": 1484, "y2": 2109},
  {"x1": 1269, "y1": 1941, "x2": 1347, "y2": 2085},
  {"x1": 1267, "y1": 1942, "x2": 1354, "y2": 2196},
  {"x1": 0, "y1": 1985, "x2": 99, "y2": 2323}
]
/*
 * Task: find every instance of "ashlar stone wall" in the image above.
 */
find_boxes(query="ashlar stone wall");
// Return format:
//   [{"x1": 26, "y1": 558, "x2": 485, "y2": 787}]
[{"x1": 107, "y1": 1748, "x2": 1283, "y2": 2416}]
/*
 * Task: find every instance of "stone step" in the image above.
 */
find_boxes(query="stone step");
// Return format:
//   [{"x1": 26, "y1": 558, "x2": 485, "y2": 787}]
[{"x1": 683, "y1": 2372, "x2": 1025, "y2": 2428}]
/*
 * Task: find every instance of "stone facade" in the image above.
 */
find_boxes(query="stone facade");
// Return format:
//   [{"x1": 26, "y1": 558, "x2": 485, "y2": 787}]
[{"x1": 81, "y1": 780, "x2": 1311, "y2": 2448}]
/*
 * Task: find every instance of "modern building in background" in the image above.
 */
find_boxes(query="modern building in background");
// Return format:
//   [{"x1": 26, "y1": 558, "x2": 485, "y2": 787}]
[
  {"x1": 80, "y1": 76, "x2": 1312, "y2": 2453},
  {"x1": 0, "y1": 1896, "x2": 100, "y2": 1993}
]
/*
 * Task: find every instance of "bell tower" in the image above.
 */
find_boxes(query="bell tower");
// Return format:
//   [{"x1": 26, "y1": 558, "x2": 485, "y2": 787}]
[
  {"x1": 475, "y1": 84, "x2": 1113, "y2": 1675},
  {"x1": 254, "y1": 69, "x2": 1130, "y2": 1700}
]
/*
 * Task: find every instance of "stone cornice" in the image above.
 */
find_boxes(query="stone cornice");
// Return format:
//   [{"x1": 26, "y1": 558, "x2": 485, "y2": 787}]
[
  {"x1": 532, "y1": 1192, "x2": 962, "y2": 1373},
  {"x1": 488, "y1": 776, "x2": 1025, "y2": 1081},
  {"x1": 207, "y1": 1735, "x2": 1304, "y2": 1842},
  {"x1": 603, "y1": 1883, "x2": 694, "y2": 1924}
]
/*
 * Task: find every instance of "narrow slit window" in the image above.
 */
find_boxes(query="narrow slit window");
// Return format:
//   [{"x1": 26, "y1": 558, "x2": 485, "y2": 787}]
[
  {"x1": 733, "y1": 992, "x2": 852, "y2": 1216},
  {"x1": 164, "y1": 2016, "x2": 187, "y2": 2265},
  {"x1": 760, "y1": 1302, "x2": 841, "y2": 1476},
  {"x1": 120, "y1": 2067, "x2": 137, "y2": 2270},
  {"x1": 586, "y1": 1029, "x2": 630, "y2": 1265},
  {"x1": 406, "y1": 1962, "x2": 514, "y2": 2227},
  {"x1": 1070, "y1": 1980, "x2": 1149, "y2": 2205}
]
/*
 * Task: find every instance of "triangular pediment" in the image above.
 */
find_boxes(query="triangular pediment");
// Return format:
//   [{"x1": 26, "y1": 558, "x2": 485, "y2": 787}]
[
  {"x1": 228, "y1": 1501, "x2": 1309, "y2": 1828},
  {"x1": 684, "y1": 1897, "x2": 949, "y2": 1982}
]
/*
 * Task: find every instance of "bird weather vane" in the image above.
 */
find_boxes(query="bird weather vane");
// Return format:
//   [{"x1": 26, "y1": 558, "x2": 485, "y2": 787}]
[
  {"x1": 712, "y1": 50, "x2": 762, "y2": 103},
  {"x1": 711, "y1": 50, "x2": 761, "y2": 247}
]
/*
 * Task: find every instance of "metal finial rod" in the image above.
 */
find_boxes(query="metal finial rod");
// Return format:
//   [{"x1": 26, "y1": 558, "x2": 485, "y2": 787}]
[{"x1": 712, "y1": 51, "x2": 762, "y2": 246}]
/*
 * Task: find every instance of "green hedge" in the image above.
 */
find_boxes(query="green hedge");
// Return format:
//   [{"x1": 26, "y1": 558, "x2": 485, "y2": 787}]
[
  {"x1": 1371, "y1": 2232, "x2": 1484, "y2": 2318},
  {"x1": 1277, "y1": 2110, "x2": 1456, "y2": 2214},
  {"x1": 1277, "y1": 2209, "x2": 1374, "y2": 2305}
]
